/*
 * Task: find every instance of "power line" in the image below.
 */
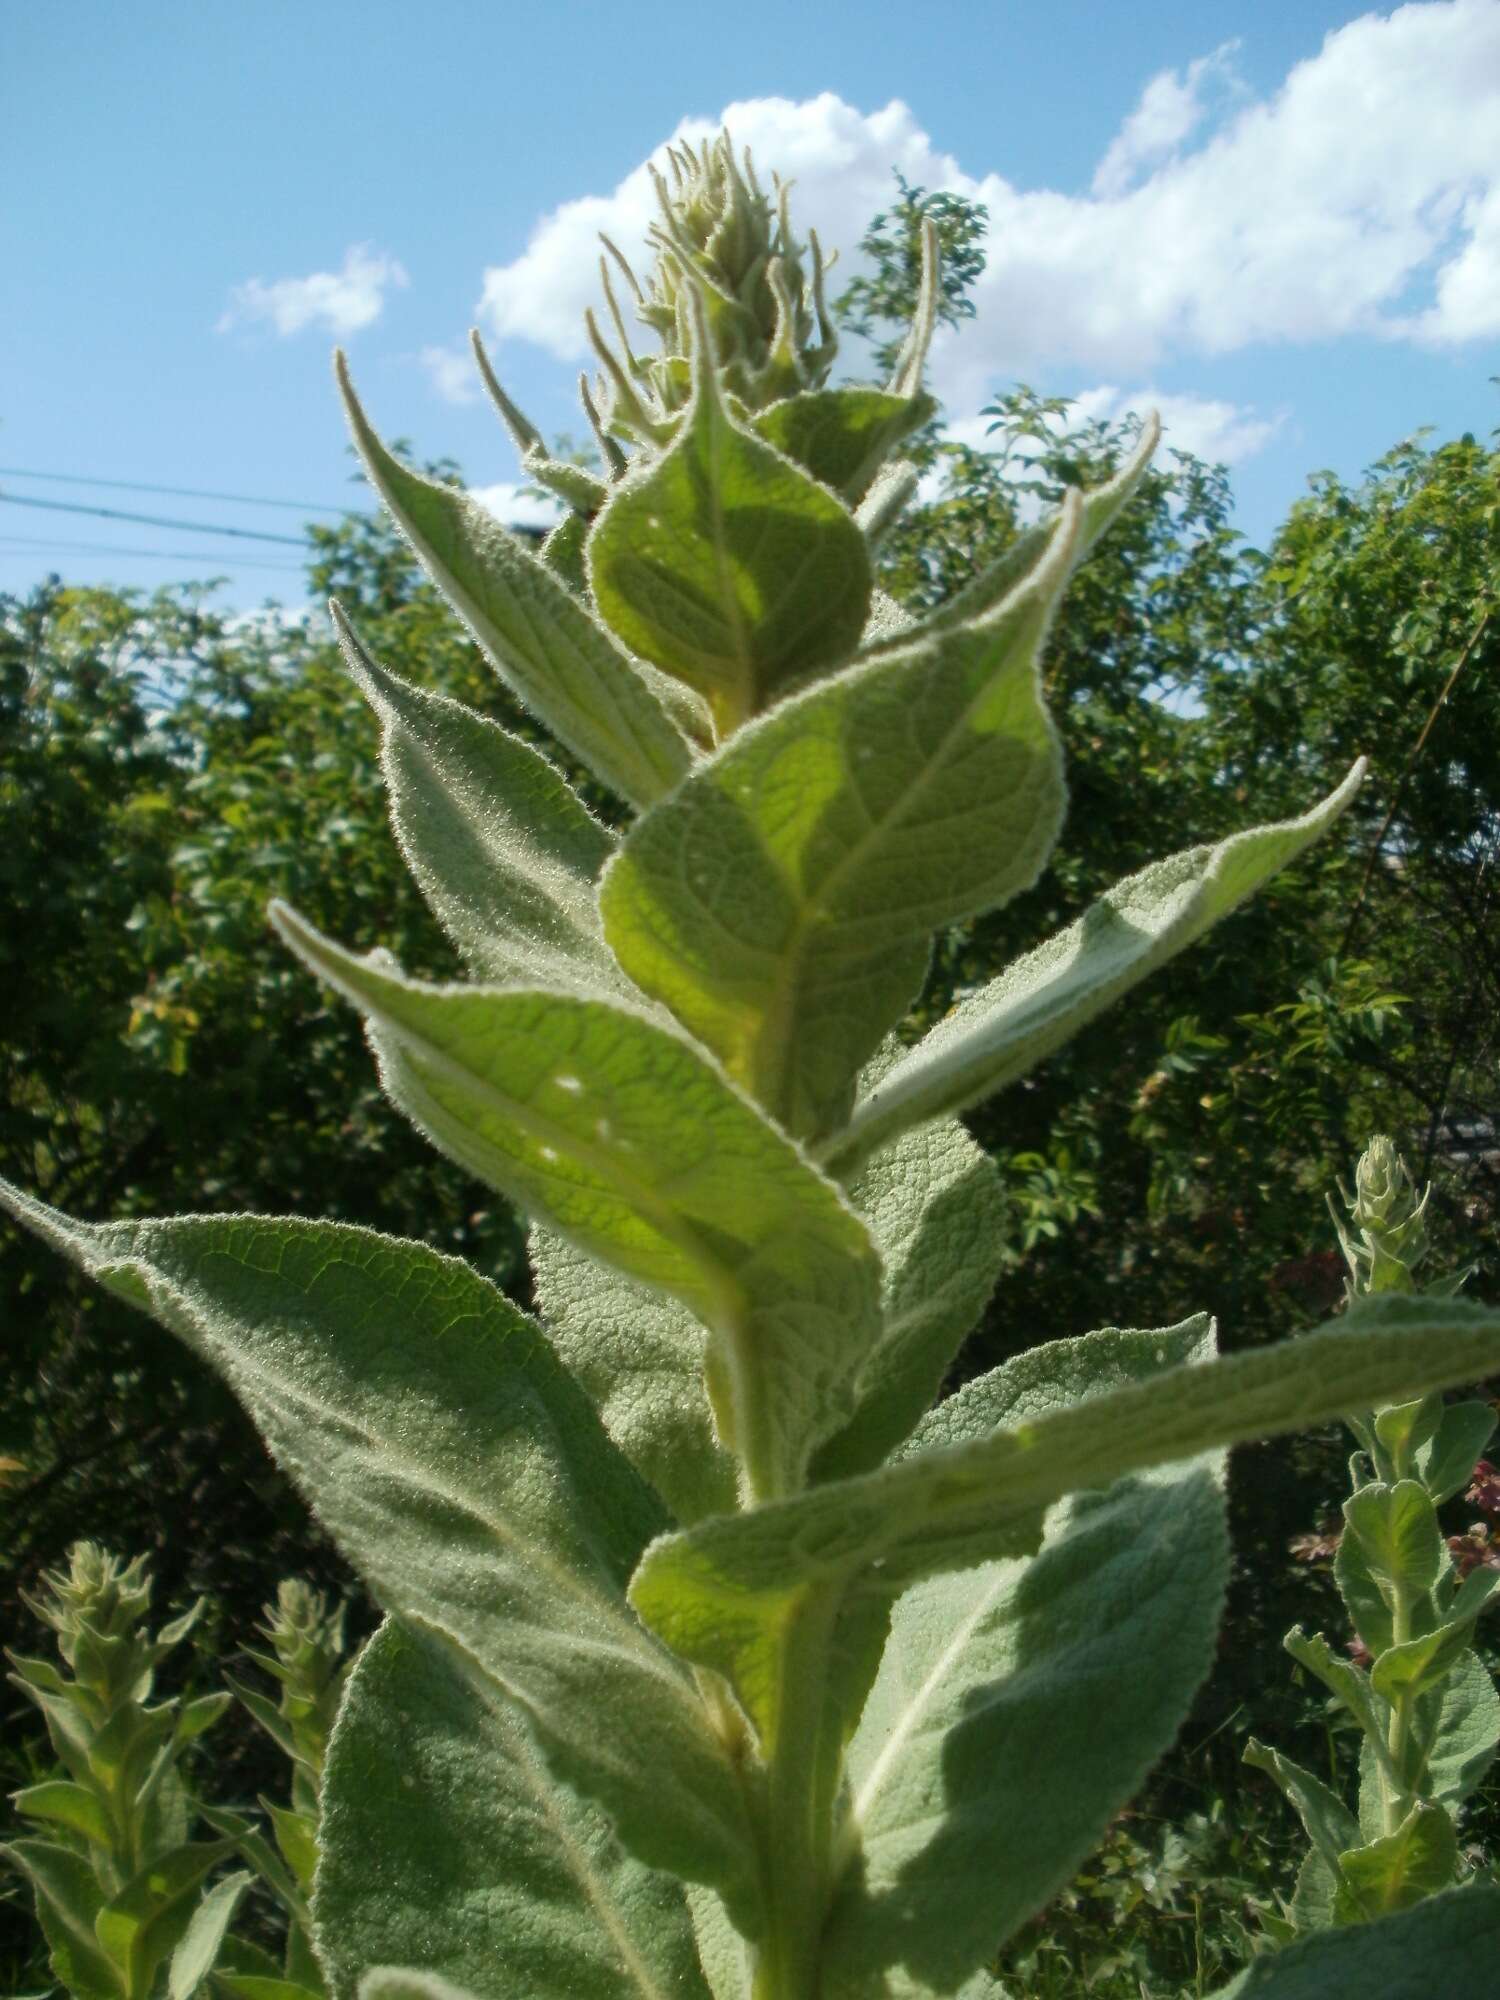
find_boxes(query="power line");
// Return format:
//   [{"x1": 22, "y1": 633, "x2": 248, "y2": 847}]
[
  {"x1": 0, "y1": 465, "x2": 350, "y2": 516},
  {"x1": 0, "y1": 493, "x2": 310, "y2": 547},
  {"x1": 0, "y1": 534, "x2": 308, "y2": 575}
]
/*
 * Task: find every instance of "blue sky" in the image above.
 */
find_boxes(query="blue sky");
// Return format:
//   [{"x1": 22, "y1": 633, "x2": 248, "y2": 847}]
[{"x1": 4, "y1": 0, "x2": 1498, "y2": 608}]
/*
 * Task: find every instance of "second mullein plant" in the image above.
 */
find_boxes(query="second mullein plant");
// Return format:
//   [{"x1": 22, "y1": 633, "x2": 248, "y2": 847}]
[
  {"x1": 1248, "y1": 1139, "x2": 1500, "y2": 1943},
  {"x1": 5, "y1": 135, "x2": 1500, "y2": 1999}
]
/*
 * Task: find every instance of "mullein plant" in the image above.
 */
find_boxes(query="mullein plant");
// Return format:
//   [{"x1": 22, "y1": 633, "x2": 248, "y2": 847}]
[
  {"x1": 1246, "y1": 1138, "x2": 1500, "y2": 1940},
  {"x1": 2, "y1": 1544, "x2": 247, "y2": 2000},
  {"x1": 5, "y1": 133, "x2": 1500, "y2": 1998},
  {"x1": 204, "y1": 1582, "x2": 351, "y2": 1997}
]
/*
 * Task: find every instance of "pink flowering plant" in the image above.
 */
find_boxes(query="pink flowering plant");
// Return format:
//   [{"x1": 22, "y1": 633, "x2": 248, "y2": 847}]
[{"x1": 6, "y1": 137, "x2": 1500, "y2": 1999}]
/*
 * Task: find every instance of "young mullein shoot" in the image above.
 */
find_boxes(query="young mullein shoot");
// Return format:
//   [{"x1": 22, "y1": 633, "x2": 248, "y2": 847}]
[
  {"x1": 7, "y1": 135, "x2": 1500, "y2": 1999},
  {"x1": 1247, "y1": 1137, "x2": 1500, "y2": 1940},
  {"x1": 205, "y1": 1582, "x2": 350, "y2": 1998},
  {"x1": 3, "y1": 1544, "x2": 249, "y2": 2000}
]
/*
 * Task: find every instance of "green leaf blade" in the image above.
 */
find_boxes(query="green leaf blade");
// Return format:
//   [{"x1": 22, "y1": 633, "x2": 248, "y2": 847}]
[
  {"x1": 832, "y1": 761, "x2": 1366, "y2": 1170},
  {"x1": 335, "y1": 354, "x2": 695, "y2": 809},
  {"x1": 332, "y1": 606, "x2": 620, "y2": 989},
  {"x1": 586, "y1": 301, "x2": 872, "y2": 734},
  {"x1": 632, "y1": 1297, "x2": 1500, "y2": 1728},
  {"x1": 749, "y1": 387, "x2": 935, "y2": 506},
  {"x1": 316, "y1": 1620, "x2": 712, "y2": 2000},
  {"x1": 600, "y1": 500, "x2": 1077, "y2": 1138},
  {"x1": 822, "y1": 1321, "x2": 1228, "y2": 1997},
  {"x1": 0, "y1": 1191, "x2": 757, "y2": 1914},
  {"x1": 271, "y1": 909, "x2": 884, "y2": 1501},
  {"x1": 1206, "y1": 1884, "x2": 1500, "y2": 1998}
]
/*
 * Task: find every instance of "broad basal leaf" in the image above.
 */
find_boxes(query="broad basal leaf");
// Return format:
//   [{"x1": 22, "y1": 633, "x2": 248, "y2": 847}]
[
  {"x1": 1208, "y1": 1884, "x2": 1500, "y2": 1998},
  {"x1": 332, "y1": 606, "x2": 620, "y2": 989},
  {"x1": 750, "y1": 387, "x2": 936, "y2": 506},
  {"x1": 586, "y1": 290, "x2": 871, "y2": 734},
  {"x1": 631, "y1": 1296, "x2": 1500, "y2": 1744},
  {"x1": 830, "y1": 762, "x2": 1365, "y2": 1173},
  {"x1": 335, "y1": 354, "x2": 696, "y2": 809},
  {"x1": 530, "y1": 1227, "x2": 739, "y2": 1525},
  {"x1": 0, "y1": 1192, "x2": 757, "y2": 1915},
  {"x1": 811, "y1": 1115, "x2": 1009, "y2": 1483},
  {"x1": 600, "y1": 497, "x2": 1077, "y2": 1140},
  {"x1": 272, "y1": 907, "x2": 883, "y2": 1503},
  {"x1": 316, "y1": 1620, "x2": 711, "y2": 2000},
  {"x1": 821, "y1": 1320, "x2": 1227, "y2": 1998}
]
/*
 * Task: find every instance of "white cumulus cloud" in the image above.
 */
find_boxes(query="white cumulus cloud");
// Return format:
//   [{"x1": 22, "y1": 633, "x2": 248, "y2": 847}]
[
  {"x1": 473, "y1": 1, "x2": 1500, "y2": 409},
  {"x1": 470, "y1": 482, "x2": 562, "y2": 532},
  {"x1": 420, "y1": 342, "x2": 481, "y2": 404},
  {"x1": 218, "y1": 244, "x2": 408, "y2": 338}
]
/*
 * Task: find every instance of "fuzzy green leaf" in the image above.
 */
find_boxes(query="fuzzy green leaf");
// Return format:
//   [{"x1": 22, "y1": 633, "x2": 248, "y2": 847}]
[
  {"x1": 859, "y1": 417, "x2": 1161, "y2": 660},
  {"x1": 12, "y1": 1778, "x2": 112, "y2": 1847},
  {"x1": 1243, "y1": 1741, "x2": 1360, "y2": 1882},
  {"x1": 332, "y1": 606, "x2": 620, "y2": 988},
  {"x1": 832, "y1": 763, "x2": 1366, "y2": 1171},
  {"x1": 1285, "y1": 1628, "x2": 1401, "y2": 1786},
  {"x1": 317, "y1": 1620, "x2": 711, "y2": 2000},
  {"x1": 529, "y1": 1228, "x2": 738, "y2": 1525},
  {"x1": 586, "y1": 291, "x2": 871, "y2": 734},
  {"x1": 600, "y1": 497, "x2": 1076, "y2": 1139},
  {"x1": 1338, "y1": 1803, "x2": 1459, "y2": 1920},
  {"x1": 335, "y1": 354, "x2": 695, "y2": 809},
  {"x1": 1416, "y1": 1399, "x2": 1496, "y2": 1503},
  {"x1": 1208, "y1": 1884, "x2": 1500, "y2": 1997},
  {"x1": 1372, "y1": 1582, "x2": 1500, "y2": 1703},
  {"x1": 167, "y1": 1870, "x2": 253, "y2": 2000},
  {"x1": 2, "y1": 1838, "x2": 120, "y2": 2000},
  {"x1": 1423, "y1": 1649, "x2": 1500, "y2": 1806},
  {"x1": 94, "y1": 1841, "x2": 236, "y2": 2000},
  {"x1": 1344, "y1": 1481, "x2": 1447, "y2": 1607},
  {"x1": 811, "y1": 1116, "x2": 1008, "y2": 1483},
  {"x1": 359, "y1": 1974, "x2": 483, "y2": 2000},
  {"x1": 0, "y1": 1191, "x2": 757, "y2": 1914},
  {"x1": 822, "y1": 1320, "x2": 1227, "y2": 1997},
  {"x1": 632, "y1": 1297, "x2": 1500, "y2": 1738},
  {"x1": 749, "y1": 387, "x2": 936, "y2": 506},
  {"x1": 272, "y1": 907, "x2": 883, "y2": 1502}
]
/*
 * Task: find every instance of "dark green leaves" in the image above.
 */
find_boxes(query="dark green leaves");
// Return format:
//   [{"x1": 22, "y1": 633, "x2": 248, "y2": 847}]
[
  {"x1": 587, "y1": 293, "x2": 872, "y2": 734},
  {"x1": 1208, "y1": 1885, "x2": 1500, "y2": 1998},
  {"x1": 600, "y1": 498, "x2": 1077, "y2": 1139}
]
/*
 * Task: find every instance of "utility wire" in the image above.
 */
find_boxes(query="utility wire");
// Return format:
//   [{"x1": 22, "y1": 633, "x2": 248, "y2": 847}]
[
  {"x1": 0, "y1": 493, "x2": 311, "y2": 546},
  {"x1": 0, "y1": 465, "x2": 350, "y2": 516},
  {"x1": 0, "y1": 535, "x2": 308, "y2": 575}
]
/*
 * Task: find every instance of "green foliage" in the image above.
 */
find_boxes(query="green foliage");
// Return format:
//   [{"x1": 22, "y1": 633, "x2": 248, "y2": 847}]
[
  {"x1": 6, "y1": 138, "x2": 1500, "y2": 2000},
  {"x1": 3, "y1": 1543, "x2": 244, "y2": 1999},
  {"x1": 1247, "y1": 1140, "x2": 1500, "y2": 1939}
]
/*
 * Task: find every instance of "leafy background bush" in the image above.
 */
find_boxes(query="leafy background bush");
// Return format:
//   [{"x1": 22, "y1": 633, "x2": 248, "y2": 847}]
[{"x1": 3, "y1": 181, "x2": 1497, "y2": 1989}]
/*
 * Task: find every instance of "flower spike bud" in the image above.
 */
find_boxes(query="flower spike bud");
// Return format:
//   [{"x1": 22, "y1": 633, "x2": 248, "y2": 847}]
[
  {"x1": 887, "y1": 216, "x2": 941, "y2": 400},
  {"x1": 1329, "y1": 1134, "x2": 1433, "y2": 1302},
  {"x1": 808, "y1": 228, "x2": 839, "y2": 361},
  {"x1": 579, "y1": 372, "x2": 629, "y2": 478},
  {"x1": 599, "y1": 232, "x2": 646, "y2": 306},
  {"x1": 469, "y1": 329, "x2": 545, "y2": 458},
  {"x1": 585, "y1": 307, "x2": 676, "y2": 446},
  {"x1": 599, "y1": 254, "x2": 643, "y2": 377}
]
